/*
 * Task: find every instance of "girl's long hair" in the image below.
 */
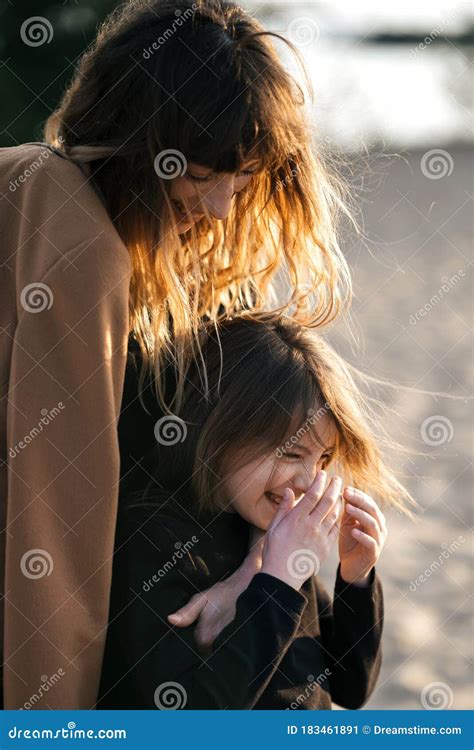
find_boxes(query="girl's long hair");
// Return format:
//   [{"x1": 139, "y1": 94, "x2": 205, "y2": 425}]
[
  {"x1": 144, "y1": 313, "x2": 417, "y2": 517},
  {"x1": 44, "y1": 0, "x2": 353, "y2": 411}
]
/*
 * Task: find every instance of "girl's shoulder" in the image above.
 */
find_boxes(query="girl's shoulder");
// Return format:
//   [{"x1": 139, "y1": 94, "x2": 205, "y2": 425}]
[
  {"x1": 116, "y1": 487, "x2": 251, "y2": 585},
  {"x1": 117, "y1": 490, "x2": 200, "y2": 548}
]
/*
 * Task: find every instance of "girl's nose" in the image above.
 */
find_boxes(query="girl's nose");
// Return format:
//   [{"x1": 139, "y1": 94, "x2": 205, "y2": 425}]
[{"x1": 290, "y1": 469, "x2": 315, "y2": 497}]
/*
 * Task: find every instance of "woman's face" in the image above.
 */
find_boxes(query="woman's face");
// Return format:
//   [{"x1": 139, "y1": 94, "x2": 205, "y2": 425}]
[
  {"x1": 169, "y1": 156, "x2": 261, "y2": 232},
  {"x1": 221, "y1": 414, "x2": 338, "y2": 531}
]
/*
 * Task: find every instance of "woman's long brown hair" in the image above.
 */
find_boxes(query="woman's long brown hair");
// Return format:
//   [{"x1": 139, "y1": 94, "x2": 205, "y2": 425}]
[{"x1": 44, "y1": 0, "x2": 354, "y2": 411}]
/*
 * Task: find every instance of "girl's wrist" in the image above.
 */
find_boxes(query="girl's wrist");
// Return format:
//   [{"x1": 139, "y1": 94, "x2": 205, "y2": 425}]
[
  {"x1": 260, "y1": 563, "x2": 303, "y2": 591},
  {"x1": 340, "y1": 565, "x2": 373, "y2": 587}
]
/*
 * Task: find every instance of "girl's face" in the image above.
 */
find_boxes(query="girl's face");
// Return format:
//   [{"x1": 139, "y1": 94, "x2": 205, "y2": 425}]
[
  {"x1": 169, "y1": 156, "x2": 261, "y2": 232},
  {"x1": 221, "y1": 414, "x2": 338, "y2": 531}
]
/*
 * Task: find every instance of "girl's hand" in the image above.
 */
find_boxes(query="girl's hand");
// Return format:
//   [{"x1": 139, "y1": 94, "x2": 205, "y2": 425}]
[
  {"x1": 167, "y1": 533, "x2": 263, "y2": 652},
  {"x1": 260, "y1": 471, "x2": 342, "y2": 591},
  {"x1": 339, "y1": 487, "x2": 388, "y2": 586}
]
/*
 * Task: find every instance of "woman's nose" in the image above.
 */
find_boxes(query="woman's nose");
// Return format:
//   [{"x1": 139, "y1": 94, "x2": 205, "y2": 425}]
[{"x1": 202, "y1": 178, "x2": 235, "y2": 220}]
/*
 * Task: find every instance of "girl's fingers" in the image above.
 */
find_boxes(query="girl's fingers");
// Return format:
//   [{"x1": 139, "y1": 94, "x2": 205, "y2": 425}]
[
  {"x1": 345, "y1": 504, "x2": 382, "y2": 538},
  {"x1": 328, "y1": 514, "x2": 342, "y2": 536},
  {"x1": 267, "y1": 487, "x2": 296, "y2": 531},
  {"x1": 310, "y1": 475, "x2": 342, "y2": 522},
  {"x1": 351, "y1": 527, "x2": 378, "y2": 553},
  {"x1": 297, "y1": 470, "x2": 329, "y2": 514},
  {"x1": 343, "y1": 487, "x2": 386, "y2": 531}
]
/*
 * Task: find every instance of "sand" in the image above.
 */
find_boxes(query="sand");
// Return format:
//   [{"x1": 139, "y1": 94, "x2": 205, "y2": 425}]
[{"x1": 317, "y1": 146, "x2": 472, "y2": 710}]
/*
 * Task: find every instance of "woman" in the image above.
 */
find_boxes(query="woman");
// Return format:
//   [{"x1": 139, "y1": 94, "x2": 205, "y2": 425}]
[{"x1": 0, "y1": 0, "x2": 351, "y2": 708}]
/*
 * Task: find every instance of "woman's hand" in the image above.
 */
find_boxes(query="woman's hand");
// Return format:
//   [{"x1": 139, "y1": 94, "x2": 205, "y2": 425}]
[
  {"x1": 167, "y1": 524, "x2": 264, "y2": 652},
  {"x1": 339, "y1": 487, "x2": 388, "y2": 586},
  {"x1": 248, "y1": 524, "x2": 266, "y2": 557}
]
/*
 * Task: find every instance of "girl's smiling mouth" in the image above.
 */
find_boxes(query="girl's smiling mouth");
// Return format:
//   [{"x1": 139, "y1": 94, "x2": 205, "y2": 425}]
[{"x1": 265, "y1": 491, "x2": 282, "y2": 507}]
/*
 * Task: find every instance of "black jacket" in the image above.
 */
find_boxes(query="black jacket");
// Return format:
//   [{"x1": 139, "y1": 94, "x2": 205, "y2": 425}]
[{"x1": 97, "y1": 492, "x2": 383, "y2": 710}]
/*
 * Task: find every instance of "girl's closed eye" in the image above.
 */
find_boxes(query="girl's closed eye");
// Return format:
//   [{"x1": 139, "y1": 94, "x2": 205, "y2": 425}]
[
  {"x1": 281, "y1": 450, "x2": 333, "y2": 464},
  {"x1": 281, "y1": 450, "x2": 303, "y2": 460}
]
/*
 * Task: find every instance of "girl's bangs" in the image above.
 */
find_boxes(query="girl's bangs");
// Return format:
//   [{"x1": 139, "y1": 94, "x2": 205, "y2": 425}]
[{"x1": 264, "y1": 366, "x2": 328, "y2": 455}]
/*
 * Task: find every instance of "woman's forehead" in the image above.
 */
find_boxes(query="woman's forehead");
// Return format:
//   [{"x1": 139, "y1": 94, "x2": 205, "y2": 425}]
[{"x1": 187, "y1": 151, "x2": 262, "y2": 172}]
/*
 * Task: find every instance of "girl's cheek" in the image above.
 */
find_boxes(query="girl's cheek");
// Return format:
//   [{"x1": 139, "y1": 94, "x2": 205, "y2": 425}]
[{"x1": 271, "y1": 462, "x2": 295, "y2": 487}]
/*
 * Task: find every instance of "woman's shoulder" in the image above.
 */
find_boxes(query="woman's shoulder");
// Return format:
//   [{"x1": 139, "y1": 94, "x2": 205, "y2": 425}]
[
  {"x1": 0, "y1": 142, "x2": 131, "y2": 284},
  {"x1": 0, "y1": 142, "x2": 91, "y2": 197}
]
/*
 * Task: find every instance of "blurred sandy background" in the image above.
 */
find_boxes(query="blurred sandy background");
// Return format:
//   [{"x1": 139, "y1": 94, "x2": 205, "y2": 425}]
[
  {"x1": 326, "y1": 144, "x2": 472, "y2": 710},
  {"x1": 253, "y1": 1, "x2": 473, "y2": 710}
]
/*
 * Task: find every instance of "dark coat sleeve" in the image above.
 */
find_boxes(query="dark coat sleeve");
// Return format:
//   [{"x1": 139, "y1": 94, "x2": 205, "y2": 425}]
[{"x1": 315, "y1": 563, "x2": 384, "y2": 709}]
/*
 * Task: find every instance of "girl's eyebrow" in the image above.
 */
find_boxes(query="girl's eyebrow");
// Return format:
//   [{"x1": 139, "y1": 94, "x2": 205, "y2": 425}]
[{"x1": 299, "y1": 442, "x2": 335, "y2": 455}]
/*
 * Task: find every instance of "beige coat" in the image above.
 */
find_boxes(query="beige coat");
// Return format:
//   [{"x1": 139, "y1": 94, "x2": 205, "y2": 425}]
[{"x1": 0, "y1": 142, "x2": 132, "y2": 708}]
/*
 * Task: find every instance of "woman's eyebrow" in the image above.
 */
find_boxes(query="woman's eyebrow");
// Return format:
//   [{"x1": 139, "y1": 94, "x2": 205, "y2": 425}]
[
  {"x1": 243, "y1": 159, "x2": 261, "y2": 168},
  {"x1": 187, "y1": 161, "x2": 260, "y2": 175}
]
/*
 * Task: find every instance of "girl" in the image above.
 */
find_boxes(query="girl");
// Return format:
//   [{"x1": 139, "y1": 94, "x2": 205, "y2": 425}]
[
  {"x1": 0, "y1": 1, "x2": 352, "y2": 708},
  {"x1": 98, "y1": 313, "x2": 413, "y2": 709}
]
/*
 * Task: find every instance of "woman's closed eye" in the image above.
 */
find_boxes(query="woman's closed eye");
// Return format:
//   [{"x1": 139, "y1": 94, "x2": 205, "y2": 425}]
[{"x1": 186, "y1": 169, "x2": 258, "y2": 183}]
